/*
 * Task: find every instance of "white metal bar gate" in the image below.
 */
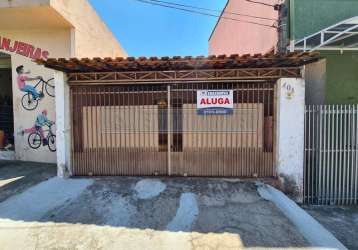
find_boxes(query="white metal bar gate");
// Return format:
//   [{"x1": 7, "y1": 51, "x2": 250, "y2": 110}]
[{"x1": 305, "y1": 105, "x2": 358, "y2": 205}]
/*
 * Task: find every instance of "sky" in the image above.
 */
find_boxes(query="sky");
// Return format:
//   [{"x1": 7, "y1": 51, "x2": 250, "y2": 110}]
[{"x1": 89, "y1": 0, "x2": 228, "y2": 57}]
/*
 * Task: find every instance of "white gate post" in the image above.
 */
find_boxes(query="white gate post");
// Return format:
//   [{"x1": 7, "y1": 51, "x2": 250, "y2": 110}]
[
  {"x1": 276, "y1": 78, "x2": 305, "y2": 202},
  {"x1": 55, "y1": 71, "x2": 72, "y2": 177}
]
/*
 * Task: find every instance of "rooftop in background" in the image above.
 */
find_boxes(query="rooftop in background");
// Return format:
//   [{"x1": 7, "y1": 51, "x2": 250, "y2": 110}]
[{"x1": 36, "y1": 52, "x2": 320, "y2": 73}]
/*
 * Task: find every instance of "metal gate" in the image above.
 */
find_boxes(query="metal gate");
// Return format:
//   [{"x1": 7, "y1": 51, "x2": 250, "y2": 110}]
[
  {"x1": 305, "y1": 105, "x2": 358, "y2": 205},
  {"x1": 70, "y1": 82, "x2": 276, "y2": 177}
]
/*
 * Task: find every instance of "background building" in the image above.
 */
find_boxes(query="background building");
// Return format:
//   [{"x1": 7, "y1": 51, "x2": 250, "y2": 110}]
[
  {"x1": 0, "y1": 0, "x2": 127, "y2": 163},
  {"x1": 210, "y1": 0, "x2": 358, "y2": 105},
  {"x1": 283, "y1": 0, "x2": 358, "y2": 104},
  {"x1": 209, "y1": 0, "x2": 279, "y2": 55}
]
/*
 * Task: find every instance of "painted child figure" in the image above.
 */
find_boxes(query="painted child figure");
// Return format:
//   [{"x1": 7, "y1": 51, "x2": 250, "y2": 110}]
[
  {"x1": 22, "y1": 110, "x2": 54, "y2": 146},
  {"x1": 16, "y1": 65, "x2": 43, "y2": 100},
  {"x1": 35, "y1": 110, "x2": 54, "y2": 146}
]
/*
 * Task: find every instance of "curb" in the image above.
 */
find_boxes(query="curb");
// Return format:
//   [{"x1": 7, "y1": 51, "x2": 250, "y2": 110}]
[{"x1": 256, "y1": 182, "x2": 347, "y2": 250}]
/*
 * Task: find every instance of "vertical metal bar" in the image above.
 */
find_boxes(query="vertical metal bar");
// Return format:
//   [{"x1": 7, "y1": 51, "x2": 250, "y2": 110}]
[
  {"x1": 70, "y1": 87, "x2": 75, "y2": 176},
  {"x1": 338, "y1": 105, "x2": 343, "y2": 204},
  {"x1": 258, "y1": 83, "x2": 261, "y2": 177},
  {"x1": 314, "y1": 105, "x2": 318, "y2": 203},
  {"x1": 334, "y1": 105, "x2": 338, "y2": 204},
  {"x1": 308, "y1": 105, "x2": 311, "y2": 203},
  {"x1": 328, "y1": 105, "x2": 332, "y2": 204},
  {"x1": 79, "y1": 87, "x2": 84, "y2": 175},
  {"x1": 322, "y1": 106, "x2": 327, "y2": 204},
  {"x1": 311, "y1": 105, "x2": 314, "y2": 204},
  {"x1": 85, "y1": 87, "x2": 90, "y2": 175},
  {"x1": 348, "y1": 105, "x2": 352, "y2": 204},
  {"x1": 118, "y1": 87, "x2": 122, "y2": 175},
  {"x1": 90, "y1": 87, "x2": 95, "y2": 175},
  {"x1": 123, "y1": 87, "x2": 128, "y2": 175},
  {"x1": 318, "y1": 105, "x2": 322, "y2": 204},
  {"x1": 355, "y1": 105, "x2": 358, "y2": 204},
  {"x1": 108, "y1": 86, "x2": 113, "y2": 175},
  {"x1": 136, "y1": 85, "x2": 140, "y2": 175},
  {"x1": 304, "y1": 105, "x2": 307, "y2": 203},
  {"x1": 240, "y1": 84, "x2": 244, "y2": 176},
  {"x1": 262, "y1": 83, "x2": 266, "y2": 177},
  {"x1": 113, "y1": 86, "x2": 118, "y2": 174},
  {"x1": 142, "y1": 86, "x2": 146, "y2": 175},
  {"x1": 93, "y1": 87, "x2": 98, "y2": 175},
  {"x1": 167, "y1": 85, "x2": 172, "y2": 176},
  {"x1": 310, "y1": 105, "x2": 313, "y2": 204},
  {"x1": 96, "y1": 86, "x2": 101, "y2": 175},
  {"x1": 271, "y1": 83, "x2": 275, "y2": 177},
  {"x1": 342, "y1": 105, "x2": 347, "y2": 204},
  {"x1": 306, "y1": 104, "x2": 309, "y2": 203}
]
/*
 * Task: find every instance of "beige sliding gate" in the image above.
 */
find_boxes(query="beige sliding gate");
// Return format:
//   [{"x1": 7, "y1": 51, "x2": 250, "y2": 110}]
[{"x1": 70, "y1": 82, "x2": 276, "y2": 177}]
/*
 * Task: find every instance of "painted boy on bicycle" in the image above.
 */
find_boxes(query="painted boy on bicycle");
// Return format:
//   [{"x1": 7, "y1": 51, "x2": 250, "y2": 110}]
[
  {"x1": 16, "y1": 65, "x2": 44, "y2": 100},
  {"x1": 23, "y1": 110, "x2": 55, "y2": 146}
]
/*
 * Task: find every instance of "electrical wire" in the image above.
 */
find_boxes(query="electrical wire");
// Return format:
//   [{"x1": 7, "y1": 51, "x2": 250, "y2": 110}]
[
  {"x1": 245, "y1": 0, "x2": 279, "y2": 7},
  {"x1": 145, "y1": 0, "x2": 277, "y2": 21},
  {"x1": 133, "y1": 0, "x2": 277, "y2": 28}
]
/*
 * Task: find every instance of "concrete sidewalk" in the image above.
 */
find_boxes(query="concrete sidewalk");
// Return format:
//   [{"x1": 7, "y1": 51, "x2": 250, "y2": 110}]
[
  {"x1": 0, "y1": 177, "x2": 314, "y2": 250},
  {"x1": 304, "y1": 205, "x2": 358, "y2": 250},
  {"x1": 0, "y1": 160, "x2": 56, "y2": 202}
]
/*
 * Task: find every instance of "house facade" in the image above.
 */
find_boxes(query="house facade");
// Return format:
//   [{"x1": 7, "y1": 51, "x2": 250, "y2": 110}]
[
  {"x1": 0, "y1": 0, "x2": 127, "y2": 163},
  {"x1": 37, "y1": 52, "x2": 319, "y2": 201}
]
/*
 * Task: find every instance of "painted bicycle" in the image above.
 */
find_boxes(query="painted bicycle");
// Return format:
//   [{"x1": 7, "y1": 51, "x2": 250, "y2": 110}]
[
  {"x1": 21, "y1": 77, "x2": 55, "y2": 111},
  {"x1": 27, "y1": 123, "x2": 56, "y2": 152}
]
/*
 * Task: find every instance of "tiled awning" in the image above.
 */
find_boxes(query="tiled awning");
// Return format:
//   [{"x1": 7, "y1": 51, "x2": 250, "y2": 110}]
[{"x1": 36, "y1": 52, "x2": 320, "y2": 73}]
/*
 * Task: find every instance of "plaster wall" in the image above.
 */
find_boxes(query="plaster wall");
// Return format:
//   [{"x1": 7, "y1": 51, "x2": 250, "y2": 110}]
[
  {"x1": 323, "y1": 51, "x2": 358, "y2": 104},
  {"x1": 51, "y1": 0, "x2": 127, "y2": 58},
  {"x1": 276, "y1": 78, "x2": 305, "y2": 202},
  {"x1": 304, "y1": 59, "x2": 326, "y2": 105},
  {"x1": 289, "y1": 0, "x2": 358, "y2": 40},
  {"x1": 54, "y1": 71, "x2": 70, "y2": 177},
  {"x1": 209, "y1": 0, "x2": 278, "y2": 55},
  {"x1": 0, "y1": 0, "x2": 127, "y2": 164},
  {"x1": 0, "y1": 29, "x2": 71, "y2": 163},
  {"x1": 0, "y1": 0, "x2": 49, "y2": 8}
]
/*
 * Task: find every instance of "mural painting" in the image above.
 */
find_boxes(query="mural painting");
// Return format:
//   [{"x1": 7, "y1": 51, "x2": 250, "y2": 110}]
[
  {"x1": 15, "y1": 64, "x2": 56, "y2": 154},
  {"x1": 16, "y1": 65, "x2": 55, "y2": 111},
  {"x1": 22, "y1": 110, "x2": 56, "y2": 152}
]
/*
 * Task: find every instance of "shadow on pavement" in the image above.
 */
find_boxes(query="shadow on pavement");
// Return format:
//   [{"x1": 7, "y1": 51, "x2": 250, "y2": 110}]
[{"x1": 0, "y1": 160, "x2": 56, "y2": 202}]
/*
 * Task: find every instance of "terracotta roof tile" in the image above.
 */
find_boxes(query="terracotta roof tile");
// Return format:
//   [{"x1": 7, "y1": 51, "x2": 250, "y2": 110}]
[{"x1": 36, "y1": 52, "x2": 320, "y2": 73}]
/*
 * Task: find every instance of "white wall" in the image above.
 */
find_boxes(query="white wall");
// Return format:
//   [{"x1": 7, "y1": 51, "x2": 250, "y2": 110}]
[
  {"x1": 276, "y1": 78, "x2": 305, "y2": 202},
  {"x1": 1, "y1": 0, "x2": 127, "y2": 164},
  {"x1": 1, "y1": 29, "x2": 71, "y2": 163},
  {"x1": 54, "y1": 71, "x2": 71, "y2": 177}
]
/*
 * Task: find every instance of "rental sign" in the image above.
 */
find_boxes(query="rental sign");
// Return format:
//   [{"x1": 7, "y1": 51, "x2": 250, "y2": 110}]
[{"x1": 197, "y1": 90, "x2": 234, "y2": 115}]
